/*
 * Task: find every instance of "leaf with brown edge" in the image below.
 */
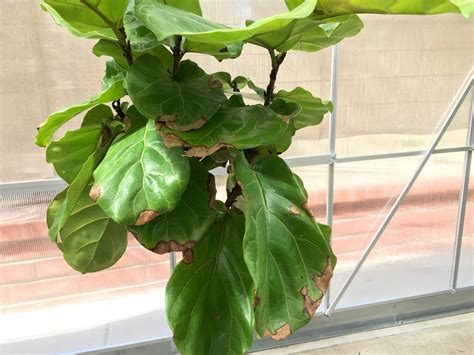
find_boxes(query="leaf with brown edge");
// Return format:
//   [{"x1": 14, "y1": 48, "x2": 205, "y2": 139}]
[
  {"x1": 233, "y1": 152, "x2": 336, "y2": 339},
  {"x1": 166, "y1": 210, "x2": 254, "y2": 355},
  {"x1": 159, "y1": 105, "x2": 288, "y2": 158},
  {"x1": 91, "y1": 107, "x2": 190, "y2": 225},
  {"x1": 125, "y1": 55, "x2": 227, "y2": 130},
  {"x1": 129, "y1": 158, "x2": 216, "y2": 253}
]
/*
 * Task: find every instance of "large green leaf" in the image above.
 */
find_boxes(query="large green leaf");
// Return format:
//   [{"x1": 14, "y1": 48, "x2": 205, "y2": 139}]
[
  {"x1": 309, "y1": 0, "x2": 474, "y2": 18},
  {"x1": 91, "y1": 107, "x2": 190, "y2": 226},
  {"x1": 233, "y1": 153, "x2": 335, "y2": 339},
  {"x1": 47, "y1": 138, "x2": 110, "y2": 241},
  {"x1": 41, "y1": 0, "x2": 129, "y2": 39},
  {"x1": 46, "y1": 105, "x2": 113, "y2": 184},
  {"x1": 159, "y1": 105, "x2": 288, "y2": 157},
  {"x1": 166, "y1": 210, "x2": 254, "y2": 355},
  {"x1": 35, "y1": 80, "x2": 125, "y2": 147},
  {"x1": 49, "y1": 189, "x2": 128, "y2": 273},
  {"x1": 276, "y1": 87, "x2": 332, "y2": 129},
  {"x1": 135, "y1": 0, "x2": 318, "y2": 44},
  {"x1": 126, "y1": 55, "x2": 226, "y2": 130},
  {"x1": 129, "y1": 158, "x2": 216, "y2": 253},
  {"x1": 160, "y1": 0, "x2": 202, "y2": 15}
]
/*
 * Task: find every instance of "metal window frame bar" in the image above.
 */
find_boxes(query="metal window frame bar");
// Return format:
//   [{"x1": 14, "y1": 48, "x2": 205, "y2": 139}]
[
  {"x1": 450, "y1": 90, "x2": 474, "y2": 290},
  {"x1": 325, "y1": 74, "x2": 474, "y2": 316}
]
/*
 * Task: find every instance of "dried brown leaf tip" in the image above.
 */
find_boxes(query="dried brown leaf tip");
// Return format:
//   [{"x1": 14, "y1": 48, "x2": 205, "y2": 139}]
[
  {"x1": 159, "y1": 131, "x2": 188, "y2": 148},
  {"x1": 100, "y1": 125, "x2": 113, "y2": 147},
  {"x1": 135, "y1": 210, "x2": 160, "y2": 225},
  {"x1": 264, "y1": 323, "x2": 292, "y2": 341},
  {"x1": 152, "y1": 240, "x2": 196, "y2": 254},
  {"x1": 89, "y1": 186, "x2": 101, "y2": 202},
  {"x1": 182, "y1": 248, "x2": 194, "y2": 264},
  {"x1": 300, "y1": 257, "x2": 333, "y2": 317},
  {"x1": 166, "y1": 118, "x2": 207, "y2": 131}
]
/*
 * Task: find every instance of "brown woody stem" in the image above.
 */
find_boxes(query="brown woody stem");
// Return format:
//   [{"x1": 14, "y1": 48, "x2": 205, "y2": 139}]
[
  {"x1": 264, "y1": 51, "x2": 287, "y2": 106},
  {"x1": 225, "y1": 184, "x2": 242, "y2": 208}
]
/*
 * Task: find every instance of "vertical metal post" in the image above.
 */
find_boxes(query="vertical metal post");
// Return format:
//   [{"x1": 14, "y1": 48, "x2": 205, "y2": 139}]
[
  {"x1": 325, "y1": 45, "x2": 339, "y2": 309},
  {"x1": 450, "y1": 89, "x2": 474, "y2": 291}
]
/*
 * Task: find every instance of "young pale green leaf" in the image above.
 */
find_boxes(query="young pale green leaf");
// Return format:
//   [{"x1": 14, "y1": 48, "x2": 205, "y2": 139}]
[
  {"x1": 35, "y1": 80, "x2": 125, "y2": 147},
  {"x1": 49, "y1": 189, "x2": 128, "y2": 273},
  {"x1": 46, "y1": 105, "x2": 113, "y2": 184},
  {"x1": 312, "y1": 0, "x2": 474, "y2": 18},
  {"x1": 91, "y1": 107, "x2": 190, "y2": 226},
  {"x1": 129, "y1": 158, "x2": 216, "y2": 253},
  {"x1": 166, "y1": 210, "x2": 254, "y2": 355},
  {"x1": 93, "y1": 40, "x2": 129, "y2": 68},
  {"x1": 233, "y1": 153, "x2": 335, "y2": 340},
  {"x1": 126, "y1": 55, "x2": 226, "y2": 130},
  {"x1": 135, "y1": 0, "x2": 318, "y2": 44},
  {"x1": 159, "y1": 105, "x2": 288, "y2": 158},
  {"x1": 251, "y1": 15, "x2": 363, "y2": 53},
  {"x1": 276, "y1": 87, "x2": 332, "y2": 129},
  {"x1": 41, "y1": 0, "x2": 129, "y2": 38}
]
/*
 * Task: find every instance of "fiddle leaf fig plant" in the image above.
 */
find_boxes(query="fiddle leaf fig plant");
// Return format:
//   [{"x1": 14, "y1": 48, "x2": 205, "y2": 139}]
[{"x1": 38, "y1": 0, "x2": 472, "y2": 354}]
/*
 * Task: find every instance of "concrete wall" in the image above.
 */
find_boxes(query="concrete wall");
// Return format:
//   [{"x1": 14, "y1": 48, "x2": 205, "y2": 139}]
[{"x1": 1, "y1": 0, "x2": 472, "y2": 182}]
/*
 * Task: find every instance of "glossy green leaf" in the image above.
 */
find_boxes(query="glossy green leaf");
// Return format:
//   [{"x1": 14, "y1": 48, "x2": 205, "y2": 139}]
[
  {"x1": 35, "y1": 80, "x2": 125, "y2": 147},
  {"x1": 159, "y1": 105, "x2": 288, "y2": 158},
  {"x1": 251, "y1": 15, "x2": 363, "y2": 52},
  {"x1": 135, "y1": 0, "x2": 318, "y2": 44},
  {"x1": 93, "y1": 40, "x2": 129, "y2": 68},
  {"x1": 46, "y1": 105, "x2": 113, "y2": 183},
  {"x1": 233, "y1": 153, "x2": 335, "y2": 339},
  {"x1": 311, "y1": 0, "x2": 474, "y2": 18},
  {"x1": 49, "y1": 189, "x2": 128, "y2": 273},
  {"x1": 47, "y1": 139, "x2": 110, "y2": 241},
  {"x1": 41, "y1": 0, "x2": 129, "y2": 39},
  {"x1": 91, "y1": 107, "x2": 190, "y2": 225},
  {"x1": 126, "y1": 55, "x2": 226, "y2": 130},
  {"x1": 129, "y1": 158, "x2": 216, "y2": 253},
  {"x1": 160, "y1": 0, "x2": 202, "y2": 15},
  {"x1": 276, "y1": 87, "x2": 332, "y2": 129},
  {"x1": 166, "y1": 210, "x2": 254, "y2": 355},
  {"x1": 101, "y1": 60, "x2": 127, "y2": 90}
]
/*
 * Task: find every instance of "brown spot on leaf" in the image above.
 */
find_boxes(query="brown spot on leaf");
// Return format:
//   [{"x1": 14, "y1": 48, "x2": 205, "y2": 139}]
[
  {"x1": 185, "y1": 143, "x2": 230, "y2": 158},
  {"x1": 290, "y1": 205, "x2": 300, "y2": 215},
  {"x1": 89, "y1": 186, "x2": 101, "y2": 202},
  {"x1": 182, "y1": 248, "x2": 194, "y2": 264},
  {"x1": 159, "y1": 131, "x2": 188, "y2": 148},
  {"x1": 208, "y1": 75, "x2": 223, "y2": 89},
  {"x1": 253, "y1": 295, "x2": 260, "y2": 311},
  {"x1": 279, "y1": 114, "x2": 291, "y2": 123},
  {"x1": 264, "y1": 323, "x2": 292, "y2": 341},
  {"x1": 152, "y1": 240, "x2": 196, "y2": 254},
  {"x1": 135, "y1": 210, "x2": 159, "y2": 225},
  {"x1": 300, "y1": 257, "x2": 333, "y2": 317},
  {"x1": 166, "y1": 118, "x2": 207, "y2": 131},
  {"x1": 315, "y1": 257, "x2": 333, "y2": 295},
  {"x1": 207, "y1": 174, "x2": 217, "y2": 210}
]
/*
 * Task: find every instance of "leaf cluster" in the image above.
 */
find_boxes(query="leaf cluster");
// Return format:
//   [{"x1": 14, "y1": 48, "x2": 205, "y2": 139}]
[{"x1": 37, "y1": 0, "x2": 472, "y2": 353}]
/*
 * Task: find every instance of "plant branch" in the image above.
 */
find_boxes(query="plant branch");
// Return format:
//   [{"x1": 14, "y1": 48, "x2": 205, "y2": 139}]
[
  {"x1": 225, "y1": 184, "x2": 242, "y2": 208},
  {"x1": 264, "y1": 50, "x2": 287, "y2": 106},
  {"x1": 112, "y1": 99, "x2": 126, "y2": 120},
  {"x1": 80, "y1": 0, "x2": 133, "y2": 66},
  {"x1": 173, "y1": 35, "x2": 184, "y2": 73}
]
